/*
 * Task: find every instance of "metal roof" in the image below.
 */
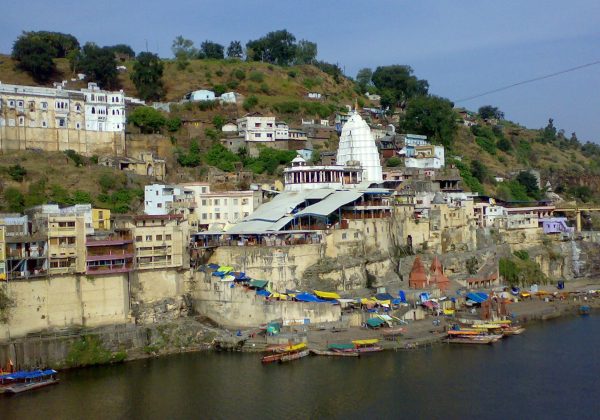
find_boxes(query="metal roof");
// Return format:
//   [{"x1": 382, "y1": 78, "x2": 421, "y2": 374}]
[{"x1": 295, "y1": 190, "x2": 363, "y2": 218}]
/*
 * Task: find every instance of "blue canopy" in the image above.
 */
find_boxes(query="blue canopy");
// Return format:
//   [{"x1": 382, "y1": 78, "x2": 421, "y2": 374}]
[
  {"x1": 375, "y1": 293, "x2": 394, "y2": 301},
  {"x1": 207, "y1": 263, "x2": 220, "y2": 269},
  {"x1": 232, "y1": 272, "x2": 250, "y2": 281},
  {"x1": 212, "y1": 271, "x2": 226, "y2": 277},
  {"x1": 466, "y1": 292, "x2": 488, "y2": 303},
  {"x1": 392, "y1": 298, "x2": 403, "y2": 305},
  {"x1": 256, "y1": 289, "x2": 271, "y2": 297},
  {"x1": 294, "y1": 293, "x2": 326, "y2": 303},
  {"x1": 398, "y1": 290, "x2": 407, "y2": 303}
]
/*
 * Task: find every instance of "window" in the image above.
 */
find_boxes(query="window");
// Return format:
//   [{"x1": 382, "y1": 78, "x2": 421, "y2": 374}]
[
  {"x1": 17, "y1": 100, "x2": 24, "y2": 108},
  {"x1": 8, "y1": 100, "x2": 15, "y2": 108},
  {"x1": 76, "y1": 122, "x2": 81, "y2": 129},
  {"x1": 156, "y1": 235, "x2": 163, "y2": 241},
  {"x1": 255, "y1": 123, "x2": 261, "y2": 127},
  {"x1": 157, "y1": 203, "x2": 162, "y2": 208},
  {"x1": 267, "y1": 133, "x2": 273, "y2": 138},
  {"x1": 8, "y1": 119, "x2": 15, "y2": 127},
  {"x1": 242, "y1": 198, "x2": 249, "y2": 205},
  {"x1": 214, "y1": 199, "x2": 220, "y2": 205},
  {"x1": 42, "y1": 121, "x2": 48, "y2": 128},
  {"x1": 201, "y1": 199, "x2": 207, "y2": 206},
  {"x1": 91, "y1": 107, "x2": 96, "y2": 114},
  {"x1": 254, "y1": 133, "x2": 261, "y2": 138},
  {"x1": 233, "y1": 199, "x2": 238, "y2": 205},
  {"x1": 243, "y1": 212, "x2": 249, "y2": 217},
  {"x1": 57, "y1": 118, "x2": 66, "y2": 128},
  {"x1": 18, "y1": 117, "x2": 24, "y2": 126},
  {"x1": 165, "y1": 234, "x2": 171, "y2": 240},
  {"x1": 342, "y1": 233, "x2": 347, "y2": 239},
  {"x1": 146, "y1": 235, "x2": 152, "y2": 241},
  {"x1": 234, "y1": 212, "x2": 239, "y2": 219},
  {"x1": 202, "y1": 213, "x2": 207, "y2": 220},
  {"x1": 223, "y1": 199, "x2": 227, "y2": 205},
  {"x1": 201, "y1": 187, "x2": 207, "y2": 193},
  {"x1": 215, "y1": 213, "x2": 220, "y2": 220},
  {"x1": 354, "y1": 232, "x2": 359, "y2": 239}
]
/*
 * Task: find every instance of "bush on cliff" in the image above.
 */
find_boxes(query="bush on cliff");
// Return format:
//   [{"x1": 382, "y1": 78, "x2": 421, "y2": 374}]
[{"x1": 65, "y1": 335, "x2": 127, "y2": 368}]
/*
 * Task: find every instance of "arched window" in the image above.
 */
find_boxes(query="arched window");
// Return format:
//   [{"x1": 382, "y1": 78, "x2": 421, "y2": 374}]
[{"x1": 91, "y1": 107, "x2": 96, "y2": 114}]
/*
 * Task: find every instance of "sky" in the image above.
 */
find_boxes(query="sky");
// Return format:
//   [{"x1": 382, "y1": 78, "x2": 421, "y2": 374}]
[{"x1": 2, "y1": 0, "x2": 600, "y2": 141}]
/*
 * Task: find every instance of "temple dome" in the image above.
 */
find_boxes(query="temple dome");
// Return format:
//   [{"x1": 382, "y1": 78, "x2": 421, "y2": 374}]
[{"x1": 336, "y1": 112, "x2": 383, "y2": 184}]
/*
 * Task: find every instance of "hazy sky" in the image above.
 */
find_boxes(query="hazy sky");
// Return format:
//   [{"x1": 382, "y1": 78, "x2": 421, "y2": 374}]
[{"x1": 2, "y1": 0, "x2": 600, "y2": 141}]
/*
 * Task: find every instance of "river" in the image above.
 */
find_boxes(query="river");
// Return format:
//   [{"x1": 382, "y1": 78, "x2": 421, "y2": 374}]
[{"x1": 2, "y1": 315, "x2": 599, "y2": 419}]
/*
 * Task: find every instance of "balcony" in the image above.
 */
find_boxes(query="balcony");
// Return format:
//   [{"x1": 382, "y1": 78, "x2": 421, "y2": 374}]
[
  {"x1": 86, "y1": 263, "x2": 133, "y2": 275},
  {"x1": 86, "y1": 252, "x2": 134, "y2": 262}
]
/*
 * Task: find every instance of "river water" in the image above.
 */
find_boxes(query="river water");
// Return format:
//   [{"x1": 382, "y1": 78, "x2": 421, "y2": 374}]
[{"x1": 3, "y1": 315, "x2": 599, "y2": 419}]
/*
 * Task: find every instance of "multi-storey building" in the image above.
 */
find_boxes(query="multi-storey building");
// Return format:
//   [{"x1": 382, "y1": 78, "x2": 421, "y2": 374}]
[
  {"x1": 131, "y1": 215, "x2": 185, "y2": 270},
  {"x1": 144, "y1": 184, "x2": 196, "y2": 216},
  {"x1": 236, "y1": 113, "x2": 277, "y2": 141},
  {"x1": 85, "y1": 228, "x2": 134, "y2": 276},
  {"x1": 0, "y1": 82, "x2": 126, "y2": 156},
  {"x1": 46, "y1": 215, "x2": 87, "y2": 275}
]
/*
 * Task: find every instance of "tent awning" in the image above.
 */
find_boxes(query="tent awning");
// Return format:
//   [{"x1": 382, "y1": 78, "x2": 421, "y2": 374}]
[
  {"x1": 314, "y1": 290, "x2": 341, "y2": 300},
  {"x1": 249, "y1": 279, "x2": 269, "y2": 289}
]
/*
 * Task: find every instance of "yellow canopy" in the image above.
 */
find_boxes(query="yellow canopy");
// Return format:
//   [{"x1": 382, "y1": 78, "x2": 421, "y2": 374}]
[
  {"x1": 443, "y1": 309, "x2": 455, "y2": 315},
  {"x1": 352, "y1": 339, "x2": 379, "y2": 345},
  {"x1": 360, "y1": 298, "x2": 377, "y2": 304},
  {"x1": 271, "y1": 292, "x2": 288, "y2": 300},
  {"x1": 284, "y1": 343, "x2": 306, "y2": 351},
  {"x1": 314, "y1": 290, "x2": 341, "y2": 299}
]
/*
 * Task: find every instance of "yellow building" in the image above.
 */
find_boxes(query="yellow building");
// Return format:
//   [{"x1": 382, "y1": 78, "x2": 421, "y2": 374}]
[
  {"x1": 131, "y1": 215, "x2": 185, "y2": 270},
  {"x1": 0, "y1": 226, "x2": 6, "y2": 280},
  {"x1": 92, "y1": 208, "x2": 111, "y2": 231},
  {"x1": 47, "y1": 215, "x2": 86, "y2": 274}
]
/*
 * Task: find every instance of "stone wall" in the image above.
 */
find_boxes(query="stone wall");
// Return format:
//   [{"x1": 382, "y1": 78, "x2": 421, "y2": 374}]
[
  {"x1": 130, "y1": 268, "x2": 186, "y2": 303},
  {"x1": 0, "y1": 273, "x2": 131, "y2": 340},
  {"x1": 0, "y1": 126, "x2": 125, "y2": 156},
  {"x1": 189, "y1": 271, "x2": 341, "y2": 327}
]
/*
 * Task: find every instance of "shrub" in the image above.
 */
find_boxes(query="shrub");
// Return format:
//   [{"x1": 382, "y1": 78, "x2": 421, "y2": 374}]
[
  {"x1": 272, "y1": 101, "x2": 300, "y2": 114},
  {"x1": 197, "y1": 100, "x2": 218, "y2": 111},
  {"x1": 64, "y1": 149, "x2": 87, "y2": 166},
  {"x1": 260, "y1": 83, "x2": 270, "y2": 94},
  {"x1": 8, "y1": 164, "x2": 27, "y2": 182},
  {"x1": 243, "y1": 95, "x2": 258, "y2": 111},
  {"x1": 386, "y1": 157, "x2": 402, "y2": 167},
  {"x1": 212, "y1": 84, "x2": 227, "y2": 96},
  {"x1": 249, "y1": 71, "x2": 264, "y2": 83},
  {"x1": 128, "y1": 107, "x2": 166, "y2": 133},
  {"x1": 476, "y1": 136, "x2": 496, "y2": 155},
  {"x1": 205, "y1": 128, "x2": 220, "y2": 141},
  {"x1": 4, "y1": 188, "x2": 25, "y2": 212},
  {"x1": 226, "y1": 80, "x2": 239, "y2": 90},
  {"x1": 177, "y1": 140, "x2": 201, "y2": 167},
  {"x1": 204, "y1": 143, "x2": 240, "y2": 172},
  {"x1": 233, "y1": 69, "x2": 245, "y2": 80},
  {"x1": 215, "y1": 69, "x2": 224, "y2": 77},
  {"x1": 212, "y1": 115, "x2": 226, "y2": 130},
  {"x1": 513, "y1": 250, "x2": 529, "y2": 261},
  {"x1": 165, "y1": 117, "x2": 182, "y2": 132},
  {"x1": 99, "y1": 173, "x2": 116, "y2": 192},
  {"x1": 287, "y1": 69, "x2": 298, "y2": 78},
  {"x1": 66, "y1": 335, "x2": 126, "y2": 368}
]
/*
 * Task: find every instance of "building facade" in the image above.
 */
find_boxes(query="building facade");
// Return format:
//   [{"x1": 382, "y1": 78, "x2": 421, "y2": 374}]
[{"x1": 0, "y1": 82, "x2": 126, "y2": 156}]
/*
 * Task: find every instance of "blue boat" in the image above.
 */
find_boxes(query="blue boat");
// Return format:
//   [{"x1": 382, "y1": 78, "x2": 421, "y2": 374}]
[
  {"x1": 0, "y1": 369, "x2": 59, "y2": 394},
  {"x1": 579, "y1": 305, "x2": 591, "y2": 316}
]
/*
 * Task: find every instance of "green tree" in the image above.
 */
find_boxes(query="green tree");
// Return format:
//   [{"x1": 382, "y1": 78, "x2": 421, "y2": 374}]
[
  {"x1": 172, "y1": 35, "x2": 197, "y2": 69},
  {"x1": 540, "y1": 118, "x2": 557, "y2": 143},
  {"x1": 128, "y1": 107, "x2": 166, "y2": 133},
  {"x1": 478, "y1": 105, "x2": 504, "y2": 120},
  {"x1": 77, "y1": 43, "x2": 119, "y2": 89},
  {"x1": 401, "y1": 95, "x2": 457, "y2": 147},
  {"x1": 177, "y1": 140, "x2": 201, "y2": 167},
  {"x1": 201, "y1": 41, "x2": 225, "y2": 59},
  {"x1": 294, "y1": 40, "x2": 317, "y2": 65},
  {"x1": 4, "y1": 188, "x2": 25, "y2": 212},
  {"x1": 33, "y1": 31, "x2": 79, "y2": 57},
  {"x1": 131, "y1": 52, "x2": 165, "y2": 101},
  {"x1": 515, "y1": 171, "x2": 540, "y2": 199},
  {"x1": 371, "y1": 65, "x2": 428, "y2": 109},
  {"x1": 12, "y1": 33, "x2": 56, "y2": 82},
  {"x1": 243, "y1": 95, "x2": 259, "y2": 111},
  {"x1": 106, "y1": 44, "x2": 135, "y2": 58},
  {"x1": 212, "y1": 115, "x2": 226, "y2": 130},
  {"x1": 8, "y1": 164, "x2": 27, "y2": 182},
  {"x1": 205, "y1": 143, "x2": 240, "y2": 171},
  {"x1": 246, "y1": 30, "x2": 297, "y2": 66},
  {"x1": 226, "y1": 41, "x2": 243, "y2": 58},
  {"x1": 356, "y1": 68, "x2": 373, "y2": 92},
  {"x1": 470, "y1": 160, "x2": 488, "y2": 183}
]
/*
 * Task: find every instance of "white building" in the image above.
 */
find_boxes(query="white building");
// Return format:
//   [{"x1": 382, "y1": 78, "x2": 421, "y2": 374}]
[
  {"x1": 186, "y1": 90, "x2": 216, "y2": 102},
  {"x1": 283, "y1": 155, "x2": 364, "y2": 192},
  {"x1": 81, "y1": 83, "x2": 126, "y2": 132},
  {"x1": 219, "y1": 92, "x2": 239, "y2": 104},
  {"x1": 144, "y1": 184, "x2": 195, "y2": 216},
  {"x1": 404, "y1": 145, "x2": 445, "y2": 169},
  {"x1": 336, "y1": 111, "x2": 383, "y2": 184},
  {"x1": 236, "y1": 114, "x2": 277, "y2": 142},
  {"x1": 176, "y1": 182, "x2": 262, "y2": 228},
  {"x1": 221, "y1": 122, "x2": 238, "y2": 133}
]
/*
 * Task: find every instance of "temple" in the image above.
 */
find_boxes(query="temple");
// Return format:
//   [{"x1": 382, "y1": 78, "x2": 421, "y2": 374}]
[{"x1": 336, "y1": 110, "x2": 383, "y2": 185}]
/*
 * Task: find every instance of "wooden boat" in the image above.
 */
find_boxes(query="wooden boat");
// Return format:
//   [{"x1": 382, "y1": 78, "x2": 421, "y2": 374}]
[
  {"x1": 310, "y1": 349, "x2": 359, "y2": 357},
  {"x1": 261, "y1": 343, "x2": 308, "y2": 364},
  {"x1": 352, "y1": 339, "x2": 383, "y2": 353},
  {"x1": 280, "y1": 349, "x2": 310, "y2": 363},
  {"x1": 447, "y1": 330, "x2": 502, "y2": 344},
  {"x1": 327, "y1": 343, "x2": 356, "y2": 353},
  {"x1": 382, "y1": 327, "x2": 405, "y2": 340},
  {"x1": 0, "y1": 369, "x2": 59, "y2": 394},
  {"x1": 502, "y1": 326, "x2": 526, "y2": 336}
]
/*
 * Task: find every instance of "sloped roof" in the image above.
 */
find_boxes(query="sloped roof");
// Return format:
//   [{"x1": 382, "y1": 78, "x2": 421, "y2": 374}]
[{"x1": 295, "y1": 190, "x2": 362, "y2": 218}]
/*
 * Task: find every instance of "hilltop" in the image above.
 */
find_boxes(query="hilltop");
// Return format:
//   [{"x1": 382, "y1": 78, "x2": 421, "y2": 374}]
[{"x1": 2, "y1": 52, "x2": 600, "y2": 213}]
